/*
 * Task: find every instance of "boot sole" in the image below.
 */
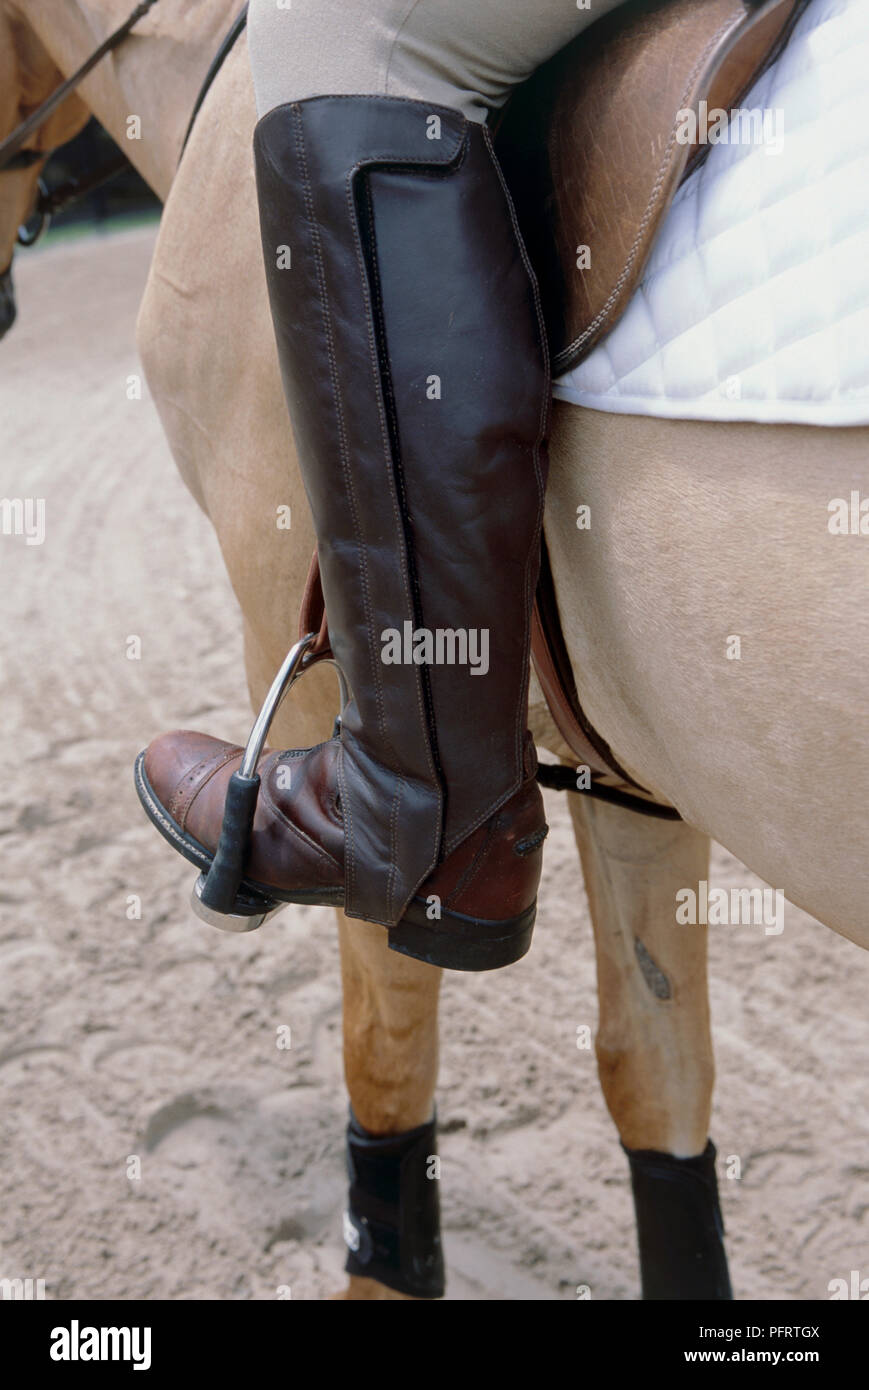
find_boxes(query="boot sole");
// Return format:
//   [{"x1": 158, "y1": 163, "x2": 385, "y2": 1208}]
[
  {"x1": 134, "y1": 752, "x2": 535, "y2": 971},
  {"x1": 388, "y1": 898, "x2": 535, "y2": 971}
]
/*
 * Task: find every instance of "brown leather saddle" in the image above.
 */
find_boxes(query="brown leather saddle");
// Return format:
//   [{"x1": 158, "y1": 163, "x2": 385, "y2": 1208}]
[{"x1": 302, "y1": 0, "x2": 807, "y2": 790}]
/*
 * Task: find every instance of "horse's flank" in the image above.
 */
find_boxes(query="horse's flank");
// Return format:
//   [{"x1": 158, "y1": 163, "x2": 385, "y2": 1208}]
[{"x1": 546, "y1": 405, "x2": 869, "y2": 946}]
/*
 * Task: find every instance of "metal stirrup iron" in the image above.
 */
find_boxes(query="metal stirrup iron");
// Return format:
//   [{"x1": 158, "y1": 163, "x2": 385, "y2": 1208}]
[{"x1": 191, "y1": 631, "x2": 320, "y2": 930}]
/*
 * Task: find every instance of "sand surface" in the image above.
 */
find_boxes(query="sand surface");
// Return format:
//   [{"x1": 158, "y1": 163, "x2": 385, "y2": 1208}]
[{"x1": 1, "y1": 227, "x2": 866, "y2": 1301}]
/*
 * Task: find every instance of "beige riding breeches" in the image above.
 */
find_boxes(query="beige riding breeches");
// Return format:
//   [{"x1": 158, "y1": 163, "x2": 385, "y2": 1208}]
[{"x1": 247, "y1": 0, "x2": 626, "y2": 123}]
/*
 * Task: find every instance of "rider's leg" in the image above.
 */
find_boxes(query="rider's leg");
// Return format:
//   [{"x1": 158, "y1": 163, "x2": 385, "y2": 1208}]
[
  {"x1": 136, "y1": 0, "x2": 624, "y2": 970},
  {"x1": 247, "y1": 0, "x2": 625, "y2": 122}
]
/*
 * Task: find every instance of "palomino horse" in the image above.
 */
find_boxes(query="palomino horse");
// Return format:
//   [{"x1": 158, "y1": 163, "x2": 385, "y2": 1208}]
[{"x1": 2, "y1": 0, "x2": 866, "y2": 1299}]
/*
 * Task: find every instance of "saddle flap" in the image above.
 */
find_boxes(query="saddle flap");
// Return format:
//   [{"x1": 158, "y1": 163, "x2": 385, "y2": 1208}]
[{"x1": 495, "y1": 0, "x2": 805, "y2": 375}]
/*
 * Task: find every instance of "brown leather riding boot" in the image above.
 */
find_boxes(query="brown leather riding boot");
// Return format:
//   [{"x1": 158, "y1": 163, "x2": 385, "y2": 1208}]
[{"x1": 135, "y1": 95, "x2": 551, "y2": 970}]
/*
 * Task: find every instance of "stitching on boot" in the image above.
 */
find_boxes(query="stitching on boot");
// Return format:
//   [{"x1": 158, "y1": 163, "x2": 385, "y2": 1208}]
[
  {"x1": 258, "y1": 752, "x2": 343, "y2": 871},
  {"x1": 168, "y1": 746, "x2": 243, "y2": 830},
  {"x1": 442, "y1": 815, "x2": 498, "y2": 910}
]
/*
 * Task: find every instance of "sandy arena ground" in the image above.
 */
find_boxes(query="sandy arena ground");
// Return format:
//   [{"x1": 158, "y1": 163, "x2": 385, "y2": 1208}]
[{"x1": 0, "y1": 226, "x2": 867, "y2": 1301}]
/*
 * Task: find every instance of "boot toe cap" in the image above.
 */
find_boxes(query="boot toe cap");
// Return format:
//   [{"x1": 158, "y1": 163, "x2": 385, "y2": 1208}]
[{"x1": 142, "y1": 731, "x2": 243, "y2": 832}]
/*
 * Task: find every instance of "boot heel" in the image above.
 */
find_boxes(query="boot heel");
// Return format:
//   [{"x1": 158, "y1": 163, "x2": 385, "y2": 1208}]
[{"x1": 388, "y1": 899, "x2": 536, "y2": 972}]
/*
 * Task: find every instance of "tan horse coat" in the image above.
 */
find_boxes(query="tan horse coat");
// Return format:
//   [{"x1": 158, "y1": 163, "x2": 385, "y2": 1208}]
[{"x1": 3, "y1": 0, "x2": 867, "y2": 1299}]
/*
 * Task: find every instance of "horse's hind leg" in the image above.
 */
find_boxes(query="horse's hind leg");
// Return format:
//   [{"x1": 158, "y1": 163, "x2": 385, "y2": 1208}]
[{"x1": 568, "y1": 793, "x2": 731, "y2": 1300}]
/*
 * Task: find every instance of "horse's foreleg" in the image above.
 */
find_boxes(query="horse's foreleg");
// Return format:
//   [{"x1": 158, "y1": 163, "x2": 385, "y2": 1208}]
[
  {"x1": 244, "y1": 624, "x2": 444, "y2": 1301},
  {"x1": 568, "y1": 792, "x2": 731, "y2": 1300},
  {"x1": 333, "y1": 916, "x2": 443, "y2": 1301}
]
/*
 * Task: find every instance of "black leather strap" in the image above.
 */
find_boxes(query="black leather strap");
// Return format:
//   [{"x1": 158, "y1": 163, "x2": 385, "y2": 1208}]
[
  {"x1": 180, "y1": 4, "x2": 249, "y2": 159},
  {"x1": 344, "y1": 1110, "x2": 445, "y2": 1299},
  {"x1": 623, "y1": 1138, "x2": 733, "y2": 1300},
  {"x1": 535, "y1": 761, "x2": 682, "y2": 820}
]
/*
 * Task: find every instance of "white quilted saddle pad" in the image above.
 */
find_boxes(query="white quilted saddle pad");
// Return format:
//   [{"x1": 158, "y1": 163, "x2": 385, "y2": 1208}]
[{"x1": 554, "y1": 0, "x2": 869, "y2": 426}]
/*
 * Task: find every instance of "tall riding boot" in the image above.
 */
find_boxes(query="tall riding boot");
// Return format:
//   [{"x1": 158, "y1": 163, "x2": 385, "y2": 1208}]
[{"x1": 135, "y1": 95, "x2": 551, "y2": 971}]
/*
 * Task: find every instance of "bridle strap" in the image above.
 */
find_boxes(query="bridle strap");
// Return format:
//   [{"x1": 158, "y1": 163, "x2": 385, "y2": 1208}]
[{"x1": 0, "y1": 0, "x2": 160, "y2": 172}]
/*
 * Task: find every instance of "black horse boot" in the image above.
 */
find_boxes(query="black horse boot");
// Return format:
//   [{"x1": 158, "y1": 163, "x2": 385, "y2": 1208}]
[{"x1": 135, "y1": 95, "x2": 551, "y2": 970}]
